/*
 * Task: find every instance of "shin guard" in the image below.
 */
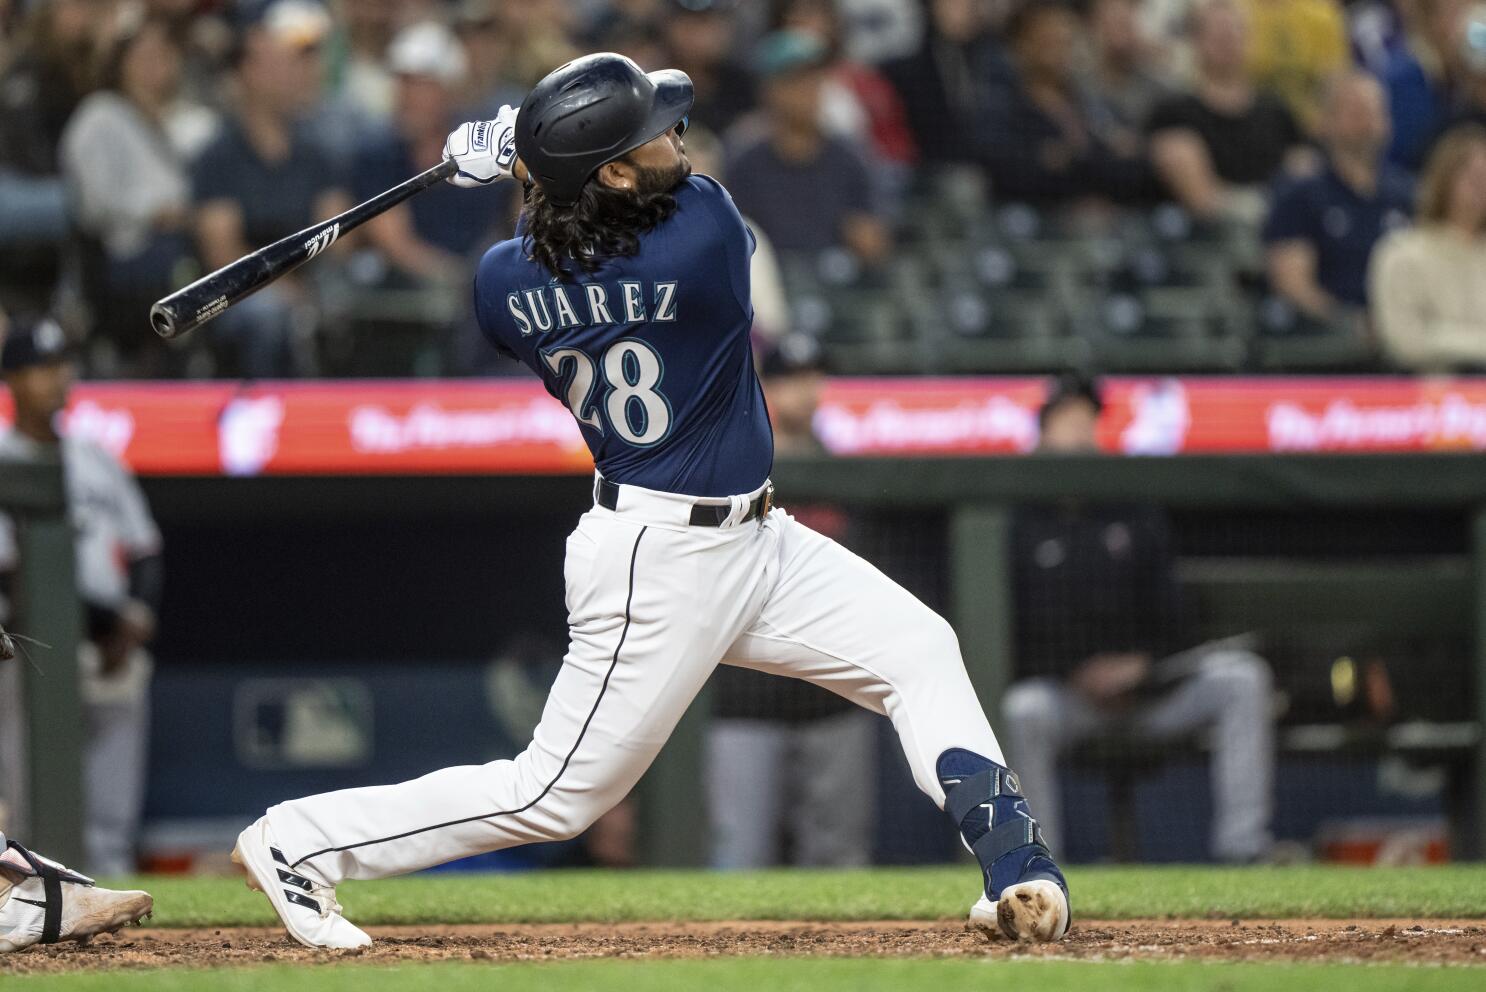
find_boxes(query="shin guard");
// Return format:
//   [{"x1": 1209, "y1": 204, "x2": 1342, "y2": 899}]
[{"x1": 938, "y1": 748, "x2": 1068, "y2": 903}]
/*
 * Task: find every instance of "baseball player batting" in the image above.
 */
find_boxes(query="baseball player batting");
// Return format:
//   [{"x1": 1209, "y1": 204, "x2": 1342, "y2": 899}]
[{"x1": 230, "y1": 53, "x2": 1070, "y2": 949}]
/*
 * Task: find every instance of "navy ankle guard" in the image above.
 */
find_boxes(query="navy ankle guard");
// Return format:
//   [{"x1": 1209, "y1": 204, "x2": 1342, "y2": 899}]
[{"x1": 938, "y1": 748, "x2": 1068, "y2": 902}]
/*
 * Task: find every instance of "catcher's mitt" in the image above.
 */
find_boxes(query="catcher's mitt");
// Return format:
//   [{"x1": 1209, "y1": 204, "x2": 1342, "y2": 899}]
[{"x1": 0, "y1": 622, "x2": 14, "y2": 661}]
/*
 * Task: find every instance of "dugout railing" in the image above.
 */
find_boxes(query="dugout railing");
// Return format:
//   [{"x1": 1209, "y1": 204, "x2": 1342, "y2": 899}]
[{"x1": 0, "y1": 452, "x2": 85, "y2": 866}]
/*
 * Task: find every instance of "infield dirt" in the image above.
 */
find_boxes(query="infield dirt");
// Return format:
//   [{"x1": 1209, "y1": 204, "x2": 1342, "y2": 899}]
[{"x1": 3, "y1": 919, "x2": 1486, "y2": 975}]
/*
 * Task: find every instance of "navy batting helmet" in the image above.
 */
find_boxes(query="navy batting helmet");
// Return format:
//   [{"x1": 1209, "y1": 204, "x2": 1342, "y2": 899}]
[{"x1": 515, "y1": 53, "x2": 694, "y2": 206}]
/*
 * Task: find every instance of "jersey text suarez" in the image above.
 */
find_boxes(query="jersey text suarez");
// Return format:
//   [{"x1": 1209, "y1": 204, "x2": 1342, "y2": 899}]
[{"x1": 473, "y1": 175, "x2": 773, "y2": 497}]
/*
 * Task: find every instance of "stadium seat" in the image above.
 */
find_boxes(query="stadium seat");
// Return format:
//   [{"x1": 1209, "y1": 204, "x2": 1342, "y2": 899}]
[
  {"x1": 898, "y1": 166, "x2": 992, "y2": 245},
  {"x1": 1252, "y1": 296, "x2": 1380, "y2": 372},
  {"x1": 324, "y1": 281, "x2": 464, "y2": 377}
]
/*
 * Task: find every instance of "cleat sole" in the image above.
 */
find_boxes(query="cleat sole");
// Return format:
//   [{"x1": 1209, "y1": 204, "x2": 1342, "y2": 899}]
[{"x1": 995, "y1": 880, "x2": 1069, "y2": 943}]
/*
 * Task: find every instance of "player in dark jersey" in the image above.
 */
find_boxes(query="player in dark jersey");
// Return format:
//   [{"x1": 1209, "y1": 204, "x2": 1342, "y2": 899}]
[
  {"x1": 230, "y1": 54, "x2": 1070, "y2": 950},
  {"x1": 475, "y1": 171, "x2": 770, "y2": 496}
]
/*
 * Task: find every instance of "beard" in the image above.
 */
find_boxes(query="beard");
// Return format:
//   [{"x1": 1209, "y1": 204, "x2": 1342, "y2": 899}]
[{"x1": 630, "y1": 157, "x2": 692, "y2": 197}]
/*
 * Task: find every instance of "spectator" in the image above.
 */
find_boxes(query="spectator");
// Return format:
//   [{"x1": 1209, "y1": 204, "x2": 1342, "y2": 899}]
[
  {"x1": 725, "y1": 30, "x2": 890, "y2": 266},
  {"x1": 1241, "y1": 0, "x2": 1351, "y2": 134},
  {"x1": 353, "y1": 21, "x2": 510, "y2": 287},
  {"x1": 882, "y1": 0, "x2": 1011, "y2": 167},
  {"x1": 0, "y1": 318, "x2": 164, "y2": 875},
  {"x1": 0, "y1": 1, "x2": 18, "y2": 68},
  {"x1": 774, "y1": 0, "x2": 918, "y2": 172},
  {"x1": 310, "y1": 0, "x2": 407, "y2": 167},
  {"x1": 455, "y1": 0, "x2": 526, "y2": 118},
  {"x1": 496, "y1": 0, "x2": 580, "y2": 90},
  {"x1": 1262, "y1": 72, "x2": 1411, "y2": 328},
  {"x1": 0, "y1": 0, "x2": 103, "y2": 178},
  {"x1": 1000, "y1": 374, "x2": 1275, "y2": 864},
  {"x1": 191, "y1": 0, "x2": 352, "y2": 377},
  {"x1": 590, "y1": 11, "x2": 670, "y2": 74},
  {"x1": 828, "y1": 0, "x2": 923, "y2": 65},
  {"x1": 356, "y1": 20, "x2": 516, "y2": 377},
  {"x1": 661, "y1": 0, "x2": 756, "y2": 133},
  {"x1": 1139, "y1": 0, "x2": 1201, "y2": 73},
  {"x1": 1147, "y1": 0, "x2": 1308, "y2": 226},
  {"x1": 1371, "y1": 124, "x2": 1486, "y2": 370},
  {"x1": 142, "y1": 0, "x2": 232, "y2": 114},
  {"x1": 326, "y1": 0, "x2": 399, "y2": 124},
  {"x1": 1349, "y1": 0, "x2": 1409, "y2": 77},
  {"x1": 707, "y1": 337, "x2": 875, "y2": 870},
  {"x1": 1380, "y1": 0, "x2": 1468, "y2": 171},
  {"x1": 1080, "y1": 0, "x2": 1175, "y2": 133},
  {"x1": 0, "y1": 0, "x2": 107, "y2": 315},
  {"x1": 578, "y1": 0, "x2": 667, "y2": 47},
  {"x1": 980, "y1": 0, "x2": 1154, "y2": 205},
  {"x1": 61, "y1": 11, "x2": 208, "y2": 375},
  {"x1": 1422, "y1": 5, "x2": 1486, "y2": 157}
]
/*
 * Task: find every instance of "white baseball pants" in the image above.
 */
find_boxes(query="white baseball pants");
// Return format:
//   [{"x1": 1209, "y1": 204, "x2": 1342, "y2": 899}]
[{"x1": 267, "y1": 478, "x2": 1006, "y2": 883}]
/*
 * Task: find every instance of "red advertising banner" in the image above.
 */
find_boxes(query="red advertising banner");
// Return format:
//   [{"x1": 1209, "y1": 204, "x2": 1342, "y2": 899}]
[{"x1": 3, "y1": 377, "x2": 1486, "y2": 476}]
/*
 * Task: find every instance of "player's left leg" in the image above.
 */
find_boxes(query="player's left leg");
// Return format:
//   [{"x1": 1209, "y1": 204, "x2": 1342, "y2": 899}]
[{"x1": 723, "y1": 512, "x2": 1069, "y2": 941}]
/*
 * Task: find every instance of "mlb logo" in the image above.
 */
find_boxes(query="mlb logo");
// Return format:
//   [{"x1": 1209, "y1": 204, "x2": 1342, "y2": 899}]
[{"x1": 234, "y1": 678, "x2": 373, "y2": 770}]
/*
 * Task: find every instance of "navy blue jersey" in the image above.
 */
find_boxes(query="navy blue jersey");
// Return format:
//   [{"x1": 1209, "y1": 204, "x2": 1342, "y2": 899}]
[
  {"x1": 473, "y1": 175, "x2": 773, "y2": 497},
  {"x1": 1262, "y1": 161, "x2": 1413, "y2": 308}
]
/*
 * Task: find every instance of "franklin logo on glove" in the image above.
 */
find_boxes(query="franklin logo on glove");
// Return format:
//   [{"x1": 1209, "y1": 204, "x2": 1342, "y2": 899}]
[{"x1": 444, "y1": 107, "x2": 519, "y2": 188}]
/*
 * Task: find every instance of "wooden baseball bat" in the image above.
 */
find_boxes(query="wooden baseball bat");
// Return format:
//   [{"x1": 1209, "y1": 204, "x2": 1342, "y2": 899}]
[{"x1": 149, "y1": 157, "x2": 459, "y2": 340}]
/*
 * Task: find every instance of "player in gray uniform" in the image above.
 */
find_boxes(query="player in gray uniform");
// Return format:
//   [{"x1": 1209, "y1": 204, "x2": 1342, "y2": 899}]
[{"x1": 0, "y1": 319, "x2": 163, "y2": 876}]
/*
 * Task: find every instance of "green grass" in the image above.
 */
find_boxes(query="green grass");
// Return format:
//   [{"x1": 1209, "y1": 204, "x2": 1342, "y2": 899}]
[
  {"x1": 101, "y1": 864, "x2": 1486, "y2": 928},
  {"x1": 9, "y1": 959, "x2": 1484, "y2": 992}
]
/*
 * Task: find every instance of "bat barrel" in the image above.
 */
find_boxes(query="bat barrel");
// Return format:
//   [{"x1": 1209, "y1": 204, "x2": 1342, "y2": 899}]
[{"x1": 148, "y1": 157, "x2": 458, "y2": 341}]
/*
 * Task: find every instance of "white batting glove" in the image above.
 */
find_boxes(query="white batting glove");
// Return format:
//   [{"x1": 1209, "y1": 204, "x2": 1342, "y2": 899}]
[{"x1": 443, "y1": 106, "x2": 519, "y2": 188}]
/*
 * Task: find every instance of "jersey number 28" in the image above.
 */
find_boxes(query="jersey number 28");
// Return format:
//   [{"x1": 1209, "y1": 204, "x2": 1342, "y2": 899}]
[{"x1": 542, "y1": 339, "x2": 673, "y2": 446}]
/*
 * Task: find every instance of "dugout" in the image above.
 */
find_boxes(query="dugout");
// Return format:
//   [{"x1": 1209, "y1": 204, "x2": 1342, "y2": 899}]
[{"x1": 11, "y1": 454, "x2": 1484, "y2": 868}]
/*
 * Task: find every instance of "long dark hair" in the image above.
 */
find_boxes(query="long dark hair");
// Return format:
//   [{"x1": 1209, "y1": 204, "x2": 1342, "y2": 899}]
[{"x1": 521, "y1": 174, "x2": 681, "y2": 279}]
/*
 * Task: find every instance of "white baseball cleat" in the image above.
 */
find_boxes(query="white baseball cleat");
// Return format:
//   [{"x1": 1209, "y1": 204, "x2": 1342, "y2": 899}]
[
  {"x1": 969, "y1": 879, "x2": 1071, "y2": 943},
  {"x1": 231, "y1": 817, "x2": 370, "y2": 950},
  {"x1": 0, "y1": 840, "x2": 152, "y2": 953}
]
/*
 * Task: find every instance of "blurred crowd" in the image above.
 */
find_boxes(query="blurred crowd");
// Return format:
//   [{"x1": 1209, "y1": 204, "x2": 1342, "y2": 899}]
[{"x1": 4, "y1": 0, "x2": 1486, "y2": 378}]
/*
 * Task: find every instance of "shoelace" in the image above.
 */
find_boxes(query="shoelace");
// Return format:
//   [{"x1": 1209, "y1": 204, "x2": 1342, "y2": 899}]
[{"x1": 308, "y1": 883, "x2": 343, "y2": 920}]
